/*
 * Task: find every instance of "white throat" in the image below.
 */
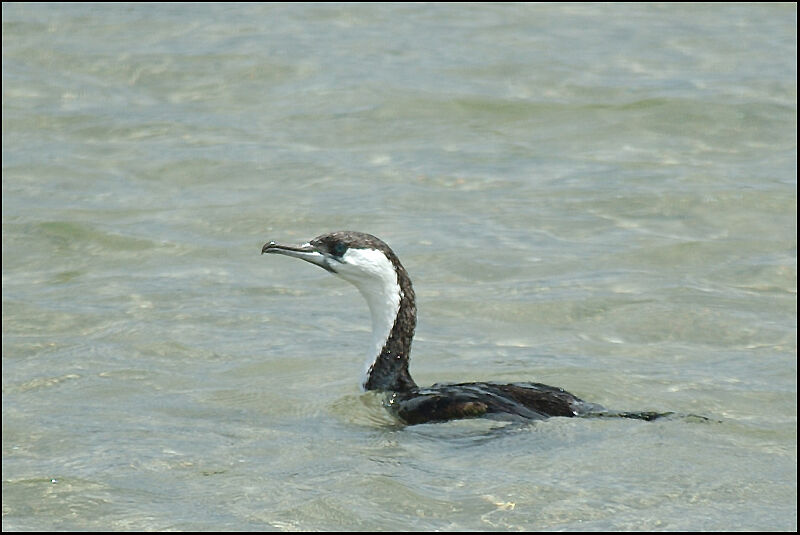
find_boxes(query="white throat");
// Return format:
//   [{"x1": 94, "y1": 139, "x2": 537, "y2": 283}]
[{"x1": 335, "y1": 248, "x2": 401, "y2": 388}]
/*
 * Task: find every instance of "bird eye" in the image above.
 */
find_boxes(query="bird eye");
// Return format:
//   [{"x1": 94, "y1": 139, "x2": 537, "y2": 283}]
[{"x1": 331, "y1": 241, "x2": 348, "y2": 257}]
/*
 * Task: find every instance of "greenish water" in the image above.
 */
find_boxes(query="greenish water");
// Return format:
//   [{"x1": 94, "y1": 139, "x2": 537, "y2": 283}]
[{"x1": 3, "y1": 3, "x2": 796, "y2": 531}]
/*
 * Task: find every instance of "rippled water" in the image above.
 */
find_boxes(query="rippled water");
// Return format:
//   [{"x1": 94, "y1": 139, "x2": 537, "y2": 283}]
[{"x1": 3, "y1": 3, "x2": 797, "y2": 531}]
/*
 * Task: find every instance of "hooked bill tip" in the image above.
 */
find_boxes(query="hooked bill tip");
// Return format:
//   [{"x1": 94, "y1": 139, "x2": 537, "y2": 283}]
[{"x1": 261, "y1": 241, "x2": 277, "y2": 255}]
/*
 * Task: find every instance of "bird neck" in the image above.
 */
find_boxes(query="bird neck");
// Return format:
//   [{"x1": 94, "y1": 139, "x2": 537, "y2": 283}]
[{"x1": 357, "y1": 257, "x2": 417, "y2": 392}]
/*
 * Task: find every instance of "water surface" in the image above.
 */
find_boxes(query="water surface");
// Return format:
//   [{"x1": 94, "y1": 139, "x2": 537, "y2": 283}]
[{"x1": 2, "y1": 3, "x2": 796, "y2": 531}]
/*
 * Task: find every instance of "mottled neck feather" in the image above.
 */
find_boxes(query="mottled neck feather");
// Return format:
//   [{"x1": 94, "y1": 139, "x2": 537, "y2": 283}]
[{"x1": 362, "y1": 251, "x2": 417, "y2": 392}]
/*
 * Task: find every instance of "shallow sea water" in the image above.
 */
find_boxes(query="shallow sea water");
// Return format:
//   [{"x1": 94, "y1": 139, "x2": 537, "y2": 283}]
[{"x1": 2, "y1": 3, "x2": 797, "y2": 531}]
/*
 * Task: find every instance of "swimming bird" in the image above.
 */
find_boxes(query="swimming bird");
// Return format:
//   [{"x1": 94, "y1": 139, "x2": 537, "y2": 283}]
[{"x1": 262, "y1": 231, "x2": 669, "y2": 425}]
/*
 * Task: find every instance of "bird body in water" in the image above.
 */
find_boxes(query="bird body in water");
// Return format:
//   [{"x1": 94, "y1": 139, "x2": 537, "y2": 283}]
[{"x1": 263, "y1": 231, "x2": 670, "y2": 425}]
